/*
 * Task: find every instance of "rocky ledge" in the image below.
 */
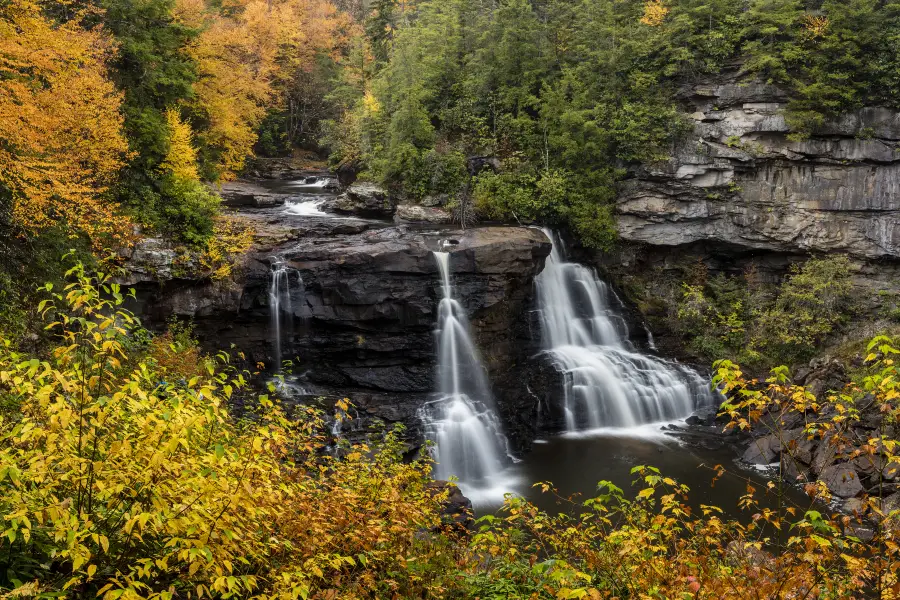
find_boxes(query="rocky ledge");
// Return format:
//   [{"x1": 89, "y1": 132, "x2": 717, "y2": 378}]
[
  {"x1": 127, "y1": 222, "x2": 553, "y2": 450},
  {"x1": 617, "y1": 76, "x2": 900, "y2": 262}
]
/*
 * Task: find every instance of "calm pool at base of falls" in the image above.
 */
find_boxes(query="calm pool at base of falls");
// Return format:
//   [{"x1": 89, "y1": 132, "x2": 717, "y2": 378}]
[{"x1": 460, "y1": 424, "x2": 818, "y2": 521}]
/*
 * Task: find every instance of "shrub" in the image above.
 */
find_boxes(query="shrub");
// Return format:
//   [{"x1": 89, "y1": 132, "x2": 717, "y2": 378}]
[{"x1": 0, "y1": 264, "x2": 445, "y2": 599}]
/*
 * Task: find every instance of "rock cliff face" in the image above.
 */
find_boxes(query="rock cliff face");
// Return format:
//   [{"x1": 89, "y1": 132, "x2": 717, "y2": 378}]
[
  {"x1": 616, "y1": 78, "x2": 900, "y2": 262},
  {"x1": 128, "y1": 222, "x2": 554, "y2": 450}
]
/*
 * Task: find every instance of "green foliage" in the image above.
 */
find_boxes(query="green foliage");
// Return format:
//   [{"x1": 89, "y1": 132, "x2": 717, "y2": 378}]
[
  {"x1": 673, "y1": 256, "x2": 855, "y2": 367},
  {"x1": 326, "y1": 0, "x2": 900, "y2": 248},
  {"x1": 158, "y1": 174, "x2": 220, "y2": 246},
  {"x1": 100, "y1": 0, "x2": 201, "y2": 228}
]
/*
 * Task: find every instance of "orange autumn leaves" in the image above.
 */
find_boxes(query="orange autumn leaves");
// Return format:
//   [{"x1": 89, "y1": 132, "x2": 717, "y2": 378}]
[
  {"x1": 1, "y1": 0, "x2": 349, "y2": 248},
  {"x1": 175, "y1": 0, "x2": 350, "y2": 179},
  {"x1": 0, "y1": 0, "x2": 132, "y2": 247}
]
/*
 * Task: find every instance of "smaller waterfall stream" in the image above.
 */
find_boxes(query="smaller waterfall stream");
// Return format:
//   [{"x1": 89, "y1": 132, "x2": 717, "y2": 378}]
[
  {"x1": 420, "y1": 251, "x2": 509, "y2": 496},
  {"x1": 536, "y1": 230, "x2": 713, "y2": 430},
  {"x1": 269, "y1": 258, "x2": 297, "y2": 371}
]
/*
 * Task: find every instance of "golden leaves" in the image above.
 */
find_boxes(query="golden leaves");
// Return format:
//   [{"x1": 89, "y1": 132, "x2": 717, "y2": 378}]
[
  {"x1": 0, "y1": 0, "x2": 132, "y2": 248},
  {"x1": 803, "y1": 14, "x2": 829, "y2": 39},
  {"x1": 639, "y1": 0, "x2": 669, "y2": 26},
  {"x1": 160, "y1": 108, "x2": 201, "y2": 183}
]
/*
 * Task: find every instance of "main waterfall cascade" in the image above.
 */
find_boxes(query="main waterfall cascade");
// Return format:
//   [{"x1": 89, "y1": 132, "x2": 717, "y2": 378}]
[
  {"x1": 269, "y1": 257, "x2": 299, "y2": 371},
  {"x1": 536, "y1": 230, "x2": 715, "y2": 431},
  {"x1": 419, "y1": 250, "x2": 510, "y2": 496}
]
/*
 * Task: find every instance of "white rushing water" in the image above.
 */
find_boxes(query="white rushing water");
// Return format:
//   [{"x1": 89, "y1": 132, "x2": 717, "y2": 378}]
[
  {"x1": 536, "y1": 229, "x2": 713, "y2": 431},
  {"x1": 269, "y1": 257, "x2": 297, "y2": 371},
  {"x1": 284, "y1": 198, "x2": 330, "y2": 217},
  {"x1": 419, "y1": 251, "x2": 510, "y2": 496}
]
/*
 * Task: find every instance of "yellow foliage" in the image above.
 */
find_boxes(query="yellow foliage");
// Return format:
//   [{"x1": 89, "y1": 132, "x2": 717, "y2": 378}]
[
  {"x1": 803, "y1": 14, "x2": 829, "y2": 38},
  {"x1": 640, "y1": 0, "x2": 669, "y2": 26},
  {"x1": 0, "y1": 264, "x2": 446, "y2": 598},
  {"x1": 175, "y1": 0, "x2": 348, "y2": 179},
  {"x1": 159, "y1": 108, "x2": 201, "y2": 182},
  {"x1": 199, "y1": 216, "x2": 255, "y2": 280},
  {"x1": 0, "y1": 0, "x2": 132, "y2": 248}
]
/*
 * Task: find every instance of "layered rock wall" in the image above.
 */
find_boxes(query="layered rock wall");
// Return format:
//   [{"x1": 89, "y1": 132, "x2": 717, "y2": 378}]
[{"x1": 617, "y1": 79, "x2": 900, "y2": 263}]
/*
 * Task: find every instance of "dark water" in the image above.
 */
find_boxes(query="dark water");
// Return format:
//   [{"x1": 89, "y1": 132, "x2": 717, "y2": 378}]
[{"x1": 465, "y1": 424, "x2": 819, "y2": 522}]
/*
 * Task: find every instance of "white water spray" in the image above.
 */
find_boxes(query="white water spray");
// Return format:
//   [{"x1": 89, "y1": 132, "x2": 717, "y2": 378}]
[
  {"x1": 419, "y1": 251, "x2": 508, "y2": 488},
  {"x1": 536, "y1": 230, "x2": 713, "y2": 430},
  {"x1": 269, "y1": 257, "x2": 297, "y2": 371}
]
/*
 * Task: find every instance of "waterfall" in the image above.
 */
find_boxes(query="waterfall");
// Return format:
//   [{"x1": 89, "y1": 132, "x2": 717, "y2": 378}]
[
  {"x1": 536, "y1": 230, "x2": 713, "y2": 430},
  {"x1": 419, "y1": 251, "x2": 508, "y2": 488},
  {"x1": 269, "y1": 257, "x2": 296, "y2": 371}
]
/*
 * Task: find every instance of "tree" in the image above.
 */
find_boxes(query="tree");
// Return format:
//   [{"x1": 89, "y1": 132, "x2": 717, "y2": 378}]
[
  {"x1": 0, "y1": 0, "x2": 132, "y2": 247},
  {"x1": 101, "y1": 0, "x2": 198, "y2": 223},
  {"x1": 742, "y1": 0, "x2": 804, "y2": 83}
]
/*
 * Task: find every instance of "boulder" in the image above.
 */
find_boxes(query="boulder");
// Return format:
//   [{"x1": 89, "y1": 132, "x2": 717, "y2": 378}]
[
  {"x1": 742, "y1": 436, "x2": 776, "y2": 464},
  {"x1": 820, "y1": 464, "x2": 864, "y2": 498},
  {"x1": 395, "y1": 204, "x2": 452, "y2": 224},
  {"x1": 427, "y1": 481, "x2": 473, "y2": 530},
  {"x1": 326, "y1": 182, "x2": 396, "y2": 218},
  {"x1": 812, "y1": 435, "x2": 839, "y2": 476},
  {"x1": 883, "y1": 461, "x2": 900, "y2": 480},
  {"x1": 467, "y1": 155, "x2": 501, "y2": 176},
  {"x1": 782, "y1": 455, "x2": 811, "y2": 483},
  {"x1": 218, "y1": 182, "x2": 288, "y2": 209}
]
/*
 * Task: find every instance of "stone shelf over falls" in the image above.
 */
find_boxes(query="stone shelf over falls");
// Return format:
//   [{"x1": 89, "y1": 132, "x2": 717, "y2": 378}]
[{"x1": 126, "y1": 223, "x2": 552, "y2": 450}]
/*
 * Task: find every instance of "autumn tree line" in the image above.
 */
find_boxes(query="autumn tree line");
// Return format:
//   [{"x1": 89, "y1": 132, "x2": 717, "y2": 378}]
[{"x1": 1, "y1": 0, "x2": 353, "y2": 247}]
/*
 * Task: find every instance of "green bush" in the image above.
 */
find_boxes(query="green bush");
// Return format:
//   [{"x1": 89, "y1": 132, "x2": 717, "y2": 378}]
[
  {"x1": 672, "y1": 256, "x2": 855, "y2": 367},
  {"x1": 159, "y1": 176, "x2": 221, "y2": 246}
]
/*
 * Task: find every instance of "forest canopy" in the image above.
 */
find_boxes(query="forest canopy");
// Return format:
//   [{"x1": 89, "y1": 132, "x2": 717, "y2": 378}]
[
  {"x1": 323, "y1": 0, "x2": 900, "y2": 248},
  {"x1": 2, "y1": 0, "x2": 899, "y2": 251},
  {"x1": 0, "y1": 0, "x2": 351, "y2": 249}
]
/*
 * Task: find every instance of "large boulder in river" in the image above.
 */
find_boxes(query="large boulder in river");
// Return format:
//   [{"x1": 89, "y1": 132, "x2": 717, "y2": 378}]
[
  {"x1": 217, "y1": 181, "x2": 287, "y2": 209},
  {"x1": 326, "y1": 182, "x2": 396, "y2": 218},
  {"x1": 395, "y1": 204, "x2": 452, "y2": 224}
]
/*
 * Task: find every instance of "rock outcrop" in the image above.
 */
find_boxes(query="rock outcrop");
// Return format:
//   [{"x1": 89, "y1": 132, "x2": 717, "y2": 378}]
[
  {"x1": 616, "y1": 77, "x2": 900, "y2": 261},
  {"x1": 323, "y1": 182, "x2": 397, "y2": 218},
  {"x1": 129, "y1": 223, "x2": 553, "y2": 450}
]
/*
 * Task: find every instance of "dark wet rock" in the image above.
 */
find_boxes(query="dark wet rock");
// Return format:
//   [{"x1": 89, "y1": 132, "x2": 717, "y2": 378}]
[
  {"x1": 884, "y1": 461, "x2": 900, "y2": 480},
  {"x1": 881, "y1": 492, "x2": 900, "y2": 515},
  {"x1": 820, "y1": 464, "x2": 864, "y2": 498},
  {"x1": 802, "y1": 357, "x2": 848, "y2": 398},
  {"x1": 324, "y1": 182, "x2": 396, "y2": 218},
  {"x1": 127, "y1": 225, "x2": 553, "y2": 452},
  {"x1": 467, "y1": 156, "x2": 501, "y2": 176},
  {"x1": 782, "y1": 454, "x2": 812, "y2": 483},
  {"x1": 426, "y1": 481, "x2": 473, "y2": 530},
  {"x1": 812, "y1": 434, "x2": 839, "y2": 476},
  {"x1": 742, "y1": 436, "x2": 776, "y2": 464},
  {"x1": 851, "y1": 454, "x2": 883, "y2": 475}
]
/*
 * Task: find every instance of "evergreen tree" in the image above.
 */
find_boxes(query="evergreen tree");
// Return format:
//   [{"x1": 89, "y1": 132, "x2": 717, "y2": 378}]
[
  {"x1": 366, "y1": 0, "x2": 399, "y2": 67},
  {"x1": 101, "y1": 0, "x2": 198, "y2": 225},
  {"x1": 742, "y1": 0, "x2": 804, "y2": 83}
]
